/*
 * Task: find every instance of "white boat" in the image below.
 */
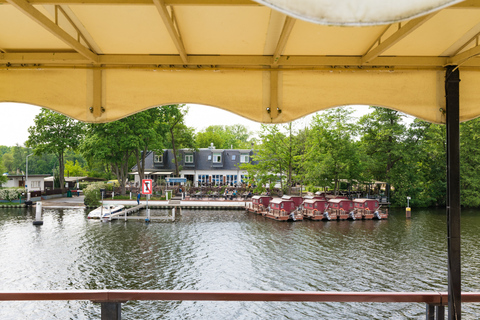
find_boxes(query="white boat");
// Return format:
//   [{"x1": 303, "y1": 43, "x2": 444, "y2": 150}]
[{"x1": 87, "y1": 204, "x2": 125, "y2": 219}]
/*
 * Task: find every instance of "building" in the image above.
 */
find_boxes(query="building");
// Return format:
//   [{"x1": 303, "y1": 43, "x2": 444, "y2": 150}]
[
  {"x1": 1, "y1": 174, "x2": 50, "y2": 191},
  {"x1": 131, "y1": 146, "x2": 255, "y2": 187}
]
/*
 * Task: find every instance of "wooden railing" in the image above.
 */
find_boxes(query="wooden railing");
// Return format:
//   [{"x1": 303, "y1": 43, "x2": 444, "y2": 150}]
[{"x1": 1, "y1": 290, "x2": 479, "y2": 319}]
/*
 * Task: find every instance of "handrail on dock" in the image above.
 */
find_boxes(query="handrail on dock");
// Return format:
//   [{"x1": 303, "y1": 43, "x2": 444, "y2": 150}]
[{"x1": 1, "y1": 290, "x2": 480, "y2": 319}]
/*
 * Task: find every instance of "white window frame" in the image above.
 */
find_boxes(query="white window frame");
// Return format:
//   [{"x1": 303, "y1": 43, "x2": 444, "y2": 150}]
[
  {"x1": 213, "y1": 153, "x2": 222, "y2": 163},
  {"x1": 31, "y1": 181, "x2": 40, "y2": 188},
  {"x1": 154, "y1": 154, "x2": 163, "y2": 163},
  {"x1": 240, "y1": 154, "x2": 249, "y2": 163},
  {"x1": 185, "y1": 154, "x2": 193, "y2": 163}
]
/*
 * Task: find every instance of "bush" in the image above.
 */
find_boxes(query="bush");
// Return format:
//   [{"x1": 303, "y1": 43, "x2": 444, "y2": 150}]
[
  {"x1": 0, "y1": 188, "x2": 26, "y2": 201},
  {"x1": 83, "y1": 182, "x2": 106, "y2": 206},
  {"x1": 78, "y1": 182, "x2": 89, "y2": 190}
]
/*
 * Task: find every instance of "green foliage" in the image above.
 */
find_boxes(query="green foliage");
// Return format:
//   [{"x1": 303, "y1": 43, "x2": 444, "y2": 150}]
[
  {"x1": 195, "y1": 124, "x2": 253, "y2": 149},
  {"x1": 0, "y1": 157, "x2": 6, "y2": 186},
  {"x1": 460, "y1": 118, "x2": 480, "y2": 207},
  {"x1": 305, "y1": 107, "x2": 359, "y2": 194},
  {"x1": 26, "y1": 109, "x2": 85, "y2": 189},
  {"x1": 83, "y1": 182, "x2": 105, "y2": 206},
  {"x1": 64, "y1": 160, "x2": 88, "y2": 177}
]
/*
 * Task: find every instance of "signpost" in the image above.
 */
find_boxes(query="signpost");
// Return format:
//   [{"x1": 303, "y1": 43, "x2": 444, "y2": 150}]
[{"x1": 142, "y1": 179, "x2": 152, "y2": 222}]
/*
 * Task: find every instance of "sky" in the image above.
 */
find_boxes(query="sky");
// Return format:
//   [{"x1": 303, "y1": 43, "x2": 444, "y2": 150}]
[{"x1": 0, "y1": 102, "x2": 378, "y2": 147}]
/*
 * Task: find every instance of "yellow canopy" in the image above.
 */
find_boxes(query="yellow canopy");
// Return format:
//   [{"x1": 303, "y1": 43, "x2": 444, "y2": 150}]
[{"x1": 1, "y1": 0, "x2": 480, "y2": 124}]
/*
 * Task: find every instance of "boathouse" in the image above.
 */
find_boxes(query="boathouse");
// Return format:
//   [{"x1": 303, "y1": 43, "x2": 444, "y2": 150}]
[
  {"x1": 251, "y1": 195, "x2": 272, "y2": 212},
  {"x1": 302, "y1": 199, "x2": 327, "y2": 220},
  {"x1": 281, "y1": 195, "x2": 303, "y2": 208}
]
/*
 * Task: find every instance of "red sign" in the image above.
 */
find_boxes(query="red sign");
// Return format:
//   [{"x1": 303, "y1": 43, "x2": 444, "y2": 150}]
[{"x1": 142, "y1": 179, "x2": 153, "y2": 195}]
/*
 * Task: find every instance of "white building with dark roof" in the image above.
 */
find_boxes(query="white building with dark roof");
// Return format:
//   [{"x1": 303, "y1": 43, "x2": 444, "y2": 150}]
[{"x1": 131, "y1": 147, "x2": 255, "y2": 187}]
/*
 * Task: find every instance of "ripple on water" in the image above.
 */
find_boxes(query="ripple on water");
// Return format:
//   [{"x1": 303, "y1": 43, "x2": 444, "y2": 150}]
[{"x1": 0, "y1": 207, "x2": 477, "y2": 319}]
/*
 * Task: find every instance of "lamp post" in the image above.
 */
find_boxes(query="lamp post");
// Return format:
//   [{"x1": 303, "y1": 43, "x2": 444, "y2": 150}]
[{"x1": 25, "y1": 153, "x2": 33, "y2": 193}]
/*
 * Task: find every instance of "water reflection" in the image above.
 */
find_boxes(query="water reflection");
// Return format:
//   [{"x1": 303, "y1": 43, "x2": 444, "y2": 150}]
[{"x1": 0, "y1": 206, "x2": 478, "y2": 319}]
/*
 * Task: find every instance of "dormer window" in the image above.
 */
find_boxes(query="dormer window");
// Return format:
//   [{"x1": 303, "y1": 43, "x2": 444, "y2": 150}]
[
  {"x1": 185, "y1": 154, "x2": 193, "y2": 163},
  {"x1": 213, "y1": 153, "x2": 222, "y2": 163},
  {"x1": 154, "y1": 154, "x2": 163, "y2": 163},
  {"x1": 240, "y1": 154, "x2": 249, "y2": 163}
]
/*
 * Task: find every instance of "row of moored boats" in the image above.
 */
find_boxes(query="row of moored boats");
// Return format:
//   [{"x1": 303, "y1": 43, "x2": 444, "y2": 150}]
[{"x1": 246, "y1": 195, "x2": 388, "y2": 222}]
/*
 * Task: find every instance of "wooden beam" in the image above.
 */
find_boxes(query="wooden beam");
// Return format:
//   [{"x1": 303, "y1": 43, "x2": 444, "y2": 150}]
[
  {"x1": 92, "y1": 68, "x2": 103, "y2": 118},
  {"x1": 0, "y1": 53, "x2": 461, "y2": 68},
  {"x1": 448, "y1": 43, "x2": 480, "y2": 65},
  {"x1": 5, "y1": 0, "x2": 98, "y2": 62},
  {"x1": 153, "y1": 0, "x2": 188, "y2": 63},
  {"x1": 362, "y1": 13, "x2": 436, "y2": 64},
  {"x1": 58, "y1": 5, "x2": 103, "y2": 53},
  {"x1": 272, "y1": 16, "x2": 296, "y2": 66}
]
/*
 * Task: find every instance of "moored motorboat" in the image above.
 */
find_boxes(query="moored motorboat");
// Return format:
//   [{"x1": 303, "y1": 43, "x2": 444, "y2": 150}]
[{"x1": 87, "y1": 204, "x2": 125, "y2": 219}]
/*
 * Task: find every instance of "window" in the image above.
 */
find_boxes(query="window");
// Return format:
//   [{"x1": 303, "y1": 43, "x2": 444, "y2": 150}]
[
  {"x1": 154, "y1": 154, "x2": 163, "y2": 163},
  {"x1": 213, "y1": 153, "x2": 222, "y2": 163},
  {"x1": 240, "y1": 154, "x2": 249, "y2": 163},
  {"x1": 31, "y1": 181, "x2": 40, "y2": 188},
  {"x1": 232, "y1": 155, "x2": 236, "y2": 161},
  {"x1": 208, "y1": 155, "x2": 212, "y2": 160},
  {"x1": 185, "y1": 154, "x2": 193, "y2": 163}
]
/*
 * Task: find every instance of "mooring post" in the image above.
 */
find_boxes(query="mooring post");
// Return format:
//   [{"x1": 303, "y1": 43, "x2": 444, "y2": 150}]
[
  {"x1": 33, "y1": 201, "x2": 43, "y2": 225},
  {"x1": 101, "y1": 302, "x2": 121, "y2": 320},
  {"x1": 446, "y1": 65, "x2": 461, "y2": 320}
]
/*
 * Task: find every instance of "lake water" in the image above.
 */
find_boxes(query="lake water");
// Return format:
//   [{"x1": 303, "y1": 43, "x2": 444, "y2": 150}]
[{"x1": 0, "y1": 206, "x2": 479, "y2": 319}]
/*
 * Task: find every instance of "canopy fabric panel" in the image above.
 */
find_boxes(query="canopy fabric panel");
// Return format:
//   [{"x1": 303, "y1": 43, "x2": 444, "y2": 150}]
[
  {"x1": 254, "y1": 0, "x2": 464, "y2": 26},
  {"x1": 0, "y1": 67, "x2": 462, "y2": 124},
  {"x1": 2, "y1": 0, "x2": 480, "y2": 124}
]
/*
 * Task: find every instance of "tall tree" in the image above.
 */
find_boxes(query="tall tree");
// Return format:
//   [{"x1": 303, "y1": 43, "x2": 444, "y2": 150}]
[
  {"x1": 241, "y1": 123, "x2": 301, "y2": 194},
  {"x1": 160, "y1": 105, "x2": 190, "y2": 177},
  {"x1": 306, "y1": 107, "x2": 359, "y2": 194},
  {"x1": 460, "y1": 117, "x2": 480, "y2": 207},
  {"x1": 82, "y1": 120, "x2": 137, "y2": 195},
  {"x1": 26, "y1": 109, "x2": 84, "y2": 190},
  {"x1": 128, "y1": 108, "x2": 165, "y2": 183}
]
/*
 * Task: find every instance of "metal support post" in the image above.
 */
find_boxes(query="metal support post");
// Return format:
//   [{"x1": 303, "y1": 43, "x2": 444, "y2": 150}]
[
  {"x1": 426, "y1": 304, "x2": 446, "y2": 320},
  {"x1": 426, "y1": 304, "x2": 435, "y2": 320},
  {"x1": 436, "y1": 305, "x2": 445, "y2": 320},
  {"x1": 445, "y1": 65, "x2": 461, "y2": 319},
  {"x1": 101, "y1": 302, "x2": 121, "y2": 320}
]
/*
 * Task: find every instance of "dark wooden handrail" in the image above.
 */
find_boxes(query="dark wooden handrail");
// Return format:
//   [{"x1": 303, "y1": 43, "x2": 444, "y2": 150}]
[{"x1": 0, "y1": 290, "x2": 478, "y2": 304}]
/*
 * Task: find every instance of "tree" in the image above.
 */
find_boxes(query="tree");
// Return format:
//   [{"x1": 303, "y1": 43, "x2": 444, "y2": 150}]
[
  {"x1": 195, "y1": 124, "x2": 253, "y2": 149},
  {"x1": 241, "y1": 123, "x2": 301, "y2": 194},
  {"x1": 0, "y1": 156, "x2": 7, "y2": 186},
  {"x1": 160, "y1": 105, "x2": 190, "y2": 177},
  {"x1": 82, "y1": 120, "x2": 137, "y2": 195},
  {"x1": 128, "y1": 108, "x2": 165, "y2": 183},
  {"x1": 460, "y1": 117, "x2": 480, "y2": 207},
  {"x1": 306, "y1": 107, "x2": 359, "y2": 194},
  {"x1": 26, "y1": 109, "x2": 84, "y2": 190}
]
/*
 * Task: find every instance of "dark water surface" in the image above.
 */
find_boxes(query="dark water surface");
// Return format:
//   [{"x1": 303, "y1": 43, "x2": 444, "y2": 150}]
[{"x1": 0, "y1": 206, "x2": 479, "y2": 319}]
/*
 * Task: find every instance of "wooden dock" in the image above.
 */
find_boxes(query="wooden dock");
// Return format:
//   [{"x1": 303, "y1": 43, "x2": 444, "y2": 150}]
[
  {"x1": 107, "y1": 204, "x2": 176, "y2": 222},
  {"x1": 109, "y1": 204, "x2": 145, "y2": 219}
]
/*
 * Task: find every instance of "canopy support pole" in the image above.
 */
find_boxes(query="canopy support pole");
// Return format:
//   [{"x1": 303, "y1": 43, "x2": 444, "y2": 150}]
[{"x1": 446, "y1": 65, "x2": 461, "y2": 320}]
